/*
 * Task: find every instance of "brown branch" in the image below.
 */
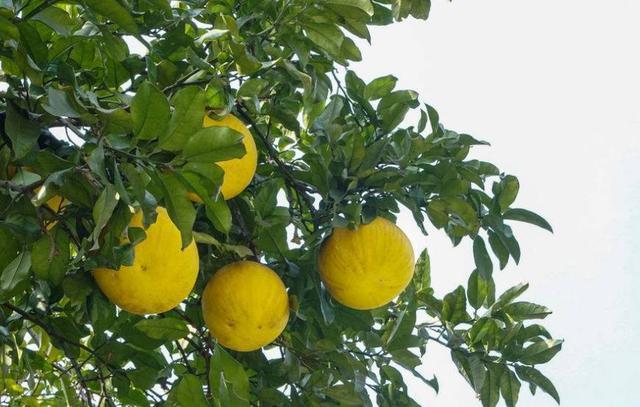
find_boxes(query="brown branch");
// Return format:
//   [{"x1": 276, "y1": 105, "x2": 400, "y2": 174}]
[
  {"x1": 1, "y1": 303, "x2": 124, "y2": 379},
  {"x1": 235, "y1": 102, "x2": 319, "y2": 225},
  {"x1": 0, "y1": 179, "x2": 45, "y2": 193}
]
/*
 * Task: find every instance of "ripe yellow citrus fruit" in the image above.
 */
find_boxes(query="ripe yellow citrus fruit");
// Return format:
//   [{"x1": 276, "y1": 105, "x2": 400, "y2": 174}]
[
  {"x1": 202, "y1": 261, "x2": 289, "y2": 352},
  {"x1": 93, "y1": 207, "x2": 199, "y2": 315},
  {"x1": 202, "y1": 114, "x2": 257, "y2": 200},
  {"x1": 318, "y1": 217, "x2": 415, "y2": 310},
  {"x1": 44, "y1": 194, "x2": 66, "y2": 212}
]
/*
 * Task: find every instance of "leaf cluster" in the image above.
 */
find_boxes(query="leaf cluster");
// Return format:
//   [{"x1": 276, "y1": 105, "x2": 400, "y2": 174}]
[{"x1": 0, "y1": 0, "x2": 560, "y2": 406}]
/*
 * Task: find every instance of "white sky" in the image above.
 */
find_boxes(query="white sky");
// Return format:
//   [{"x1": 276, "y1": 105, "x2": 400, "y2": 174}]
[{"x1": 353, "y1": 1, "x2": 639, "y2": 406}]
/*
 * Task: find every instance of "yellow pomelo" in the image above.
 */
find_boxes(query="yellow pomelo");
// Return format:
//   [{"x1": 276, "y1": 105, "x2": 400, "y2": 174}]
[
  {"x1": 318, "y1": 217, "x2": 415, "y2": 310},
  {"x1": 202, "y1": 261, "x2": 289, "y2": 352},
  {"x1": 201, "y1": 114, "x2": 257, "y2": 200},
  {"x1": 93, "y1": 207, "x2": 199, "y2": 315},
  {"x1": 44, "y1": 194, "x2": 66, "y2": 212}
]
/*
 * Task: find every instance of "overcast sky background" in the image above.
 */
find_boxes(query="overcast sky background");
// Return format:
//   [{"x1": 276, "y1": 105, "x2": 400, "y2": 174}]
[{"x1": 350, "y1": 1, "x2": 639, "y2": 406}]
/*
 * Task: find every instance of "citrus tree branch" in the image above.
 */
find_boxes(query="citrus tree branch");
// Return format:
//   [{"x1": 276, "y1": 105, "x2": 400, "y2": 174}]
[{"x1": 235, "y1": 102, "x2": 319, "y2": 225}]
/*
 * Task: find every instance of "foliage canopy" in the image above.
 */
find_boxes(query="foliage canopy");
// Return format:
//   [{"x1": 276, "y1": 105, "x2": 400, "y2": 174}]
[{"x1": 0, "y1": 0, "x2": 561, "y2": 406}]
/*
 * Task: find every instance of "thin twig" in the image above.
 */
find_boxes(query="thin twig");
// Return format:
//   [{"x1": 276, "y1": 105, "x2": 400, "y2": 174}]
[{"x1": 235, "y1": 103, "x2": 319, "y2": 224}]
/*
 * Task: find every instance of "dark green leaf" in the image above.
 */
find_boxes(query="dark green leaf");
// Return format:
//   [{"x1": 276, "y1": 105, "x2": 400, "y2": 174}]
[
  {"x1": 487, "y1": 230, "x2": 509, "y2": 270},
  {"x1": 158, "y1": 172, "x2": 196, "y2": 248},
  {"x1": 42, "y1": 87, "x2": 86, "y2": 118},
  {"x1": 134, "y1": 318, "x2": 189, "y2": 341},
  {"x1": 467, "y1": 269, "x2": 489, "y2": 310},
  {"x1": 492, "y1": 282, "x2": 528, "y2": 311},
  {"x1": 500, "y1": 369, "x2": 521, "y2": 407},
  {"x1": 451, "y1": 351, "x2": 486, "y2": 394},
  {"x1": 5, "y1": 102, "x2": 40, "y2": 159},
  {"x1": 480, "y1": 363, "x2": 502, "y2": 407},
  {"x1": 520, "y1": 339, "x2": 563, "y2": 365},
  {"x1": 91, "y1": 184, "x2": 119, "y2": 249},
  {"x1": 0, "y1": 251, "x2": 31, "y2": 300},
  {"x1": 181, "y1": 126, "x2": 245, "y2": 163},
  {"x1": 31, "y1": 228, "x2": 70, "y2": 285},
  {"x1": 515, "y1": 366, "x2": 560, "y2": 404},
  {"x1": 210, "y1": 344, "x2": 250, "y2": 406},
  {"x1": 503, "y1": 208, "x2": 553, "y2": 233},
  {"x1": 413, "y1": 248, "x2": 430, "y2": 293},
  {"x1": 160, "y1": 86, "x2": 206, "y2": 151},
  {"x1": 84, "y1": 0, "x2": 138, "y2": 33},
  {"x1": 473, "y1": 236, "x2": 493, "y2": 277},
  {"x1": 131, "y1": 82, "x2": 170, "y2": 141},
  {"x1": 167, "y1": 374, "x2": 207, "y2": 407},
  {"x1": 441, "y1": 286, "x2": 470, "y2": 325},
  {"x1": 502, "y1": 302, "x2": 552, "y2": 320},
  {"x1": 32, "y1": 7, "x2": 73, "y2": 35}
]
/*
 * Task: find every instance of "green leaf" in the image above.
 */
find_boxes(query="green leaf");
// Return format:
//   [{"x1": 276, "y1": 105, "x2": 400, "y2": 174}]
[
  {"x1": 411, "y1": 0, "x2": 432, "y2": 19},
  {"x1": 134, "y1": 318, "x2": 189, "y2": 341},
  {"x1": 91, "y1": 184, "x2": 119, "y2": 249},
  {"x1": 304, "y1": 23, "x2": 345, "y2": 57},
  {"x1": 503, "y1": 208, "x2": 553, "y2": 233},
  {"x1": 0, "y1": 16, "x2": 19, "y2": 40},
  {"x1": 324, "y1": 384, "x2": 363, "y2": 406},
  {"x1": 158, "y1": 172, "x2": 196, "y2": 248},
  {"x1": 390, "y1": 349, "x2": 421, "y2": 370},
  {"x1": 17, "y1": 21, "x2": 48, "y2": 66},
  {"x1": 441, "y1": 286, "x2": 470, "y2": 325},
  {"x1": 197, "y1": 28, "x2": 230, "y2": 44},
  {"x1": 520, "y1": 339, "x2": 563, "y2": 365},
  {"x1": 502, "y1": 302, "x2": 552, "y2": 320},
  {"x1": 0, "y1": 227, "x2": 20, "y2": 273},
  {"x1": 84, "y1": 0, "x2": 139, "y2": 33},
  {"x1": 451, "y1": 351, "x2": 486, "y2": 394},
  {"x1": 425, "y1": 103, "x2": 440, "y2": 135},
  {"x1": 42, "y1": 87, "x2": 86, "y2": 118},
  {"x1": 473, "y1": 236, "x2": 493, "y2": 277},
  {"x1": 413, "y1": 248, "x2": 430, "y2": 293},
  {"x1": 364, "y1": 75, "x2": 397, "y2": 100},
  {"x1": 237, "y1": 78, "x2": 269, "y2": 99},
  {"x1": 326, "y1": 0, "x2": 374, "y2": 16},
  {"x1": 5, "y1": 102, "x2": 40, "y2": 159},
  {"x1": 492, "y1": 282, "x2": 528, "y2": 311},
  {"x1": 357, "y1": 138, "x2": 389, "y2": 175},
  {"x1": 160, "y1": 86, "x2": 206, "y2": 151},
  {"x1": 205, "y1": 196, "x2": 232, "y2": 234},
  {"x1": 167, "y1": 374, "x2": 207, "y2": 407},
  {"x1": 181, "y1": 126, "x2": 245, "y2": 163},
  {"x1": 487, "y1": 230, "x2": 509, "y2": 270},
  {"x1": 340, "y1": 37, "x2": 362, "y2": 61},
  {"x1": 515, "y1": 366, "x2": 560, "y2": 404},
  {"x1": 89, "y1": 292, "x2": 117, "y2": 333},
  {"x1": 131, "y1": 82, "x2": 170, "y2": 141},
  {"x1": 229, "y1": 41, "x2": 261, "y2": 75},
  {"x1": 31, "y1": 228, "x2": 70, "y2": 286},
  {"x1": 0, "y1": 251, "x2": 31, "y2": 300},
  {"x1": 32, "y1": 6, "x2": 73, "y2": 35},
  {"x1": 480, "y1": 363, "x2": 502, "y2": 407},
  {"x1": 468, "y1": 317, "x2": 499, "y2": 345},
  {"x1": 498, "y1": 175, "x2": 519, "y2": 211},
  {"x1": 210, "y1": 344, "x2": 250, "y2": 406},
  {"x1": 494, "y1": 225, "x2": 521, "y2": 264},
  {"x1": 500, "y1": 369, "x2": 521, "y2": 407},
  {"x1": 467, "y1": 270, "x2": 489, "y2": 310}
]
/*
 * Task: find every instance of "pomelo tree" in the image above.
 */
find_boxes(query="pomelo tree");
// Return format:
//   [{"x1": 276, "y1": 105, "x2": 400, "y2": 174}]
[{"x1": 0, "y1": 0, "x2": 562, "y2": 406}]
